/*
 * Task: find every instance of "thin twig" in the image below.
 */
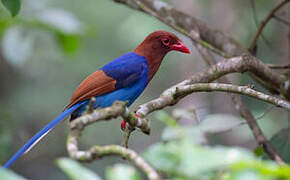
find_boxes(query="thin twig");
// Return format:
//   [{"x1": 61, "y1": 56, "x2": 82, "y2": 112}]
[
  {"x1": 273, "y1": 15, "x2": 290, "y2": 26},
  {"x1": 249, "y1": 0, "x2": 290, "y2": 52},
  {"x1": 268, "y1": 63, "x2": 290, "y2": 69},
  {"x1": 121, "y1": 126, "x2": 135, "y2": 148},
  {"x1": 255, "y1": 106, "x2": 275, "y2": 120},
  {"x1": 249, "y1": 0, "x2": 273, "y2": 54}
]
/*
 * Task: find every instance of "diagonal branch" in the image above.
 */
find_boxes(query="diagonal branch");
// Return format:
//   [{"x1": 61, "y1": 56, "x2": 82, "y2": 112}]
[
  {"x1": 273, "y1": 15, "x2": 290, "y2": 26},
  {"x1": 249, "y1": 0, "x2": 274, "y2": 53},
  {"x1": 249, "y1": 0, "x2": 290, "y2": 52}
]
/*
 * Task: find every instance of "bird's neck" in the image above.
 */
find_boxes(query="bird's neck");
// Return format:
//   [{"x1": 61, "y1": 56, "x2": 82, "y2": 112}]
[{"x1": 133, "y1": 45, "x2": 167, "y2": 80}]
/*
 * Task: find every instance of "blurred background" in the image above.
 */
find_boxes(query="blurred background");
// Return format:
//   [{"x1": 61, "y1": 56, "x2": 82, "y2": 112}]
[{"x1": 0, "y1": 0, "x2": 289, "y2": 179}]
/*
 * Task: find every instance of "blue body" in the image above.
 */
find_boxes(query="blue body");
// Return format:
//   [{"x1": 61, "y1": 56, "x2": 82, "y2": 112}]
[{"x1": 4, "y1": 52, "x2": 150, "y2": 168}]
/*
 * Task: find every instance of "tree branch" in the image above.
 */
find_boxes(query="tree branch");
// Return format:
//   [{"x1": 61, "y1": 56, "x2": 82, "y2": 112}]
[
  {"x1": 137, "y1": 83, "x2": 290, "y2": 117},
  {"x1": 121, "y1": 125, "x2": 135, "y2": 148},
  {"x1": 67, "y1": 130, "x2": 160, "y2": 180},
  {"x1": 273, "y1": 15, "x2": 290, "y2": 26},
  {"x1": 179, "y1": 83, "x2": 290, "y2": 109},
  {"x1": 249, "y1": 0, "x2": 290, "y2": 52},
  {"x1": 268, "y1": 63, "x2": 290, "y2": 69},
  {"x1": 70, "y1": 101, "x2": 150, "y2": 134},
  {"x1": 136, "y1": 54, "x2": 288, "y2": 117},
  {"x1": 249, "y1": 0, "x2": 273, "y2": 54}
]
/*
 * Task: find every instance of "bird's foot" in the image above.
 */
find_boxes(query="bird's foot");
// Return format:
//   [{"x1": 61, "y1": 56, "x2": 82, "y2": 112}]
[
  {"x1": 120, "y1": 114, "x2": 140, "y2": 131},
  {"x1": 121, "y1": 120, "x2": 126, "y2": 131}
]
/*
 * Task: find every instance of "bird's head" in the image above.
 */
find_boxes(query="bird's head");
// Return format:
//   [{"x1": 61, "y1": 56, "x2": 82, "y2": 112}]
[
  {"x1": 133, "y1": 31, "x2": 190, "y2": 79},
  {"x1": 134, "y1": 31, "x2": 190, "y2": 56}
]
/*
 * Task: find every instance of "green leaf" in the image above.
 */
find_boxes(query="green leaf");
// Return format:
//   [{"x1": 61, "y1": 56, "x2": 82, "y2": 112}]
[
  {"x1": 56, "y1": 158, "x2": 102, "y2": 180},
  {"x1": 231, "y1": 161, "x2": 290, "y2": 179},
  {"x1": 268, "y1": 128, "x2": 290, "y2": 162},
  {"x1": 105, "y1": 164, "x2": 142, "y2": 180},
  {"x1": 57, "y1": 33, "x2": 80, "y2": 54},
  {"x1": 253, "y1": 146, "x2": 264, "y2": 157},
  {"x1": 155, "y1": 111, "x2": 178, "y2": 127},
  {"x1": 0, "y1": 168, "x2": 27, "y2": 180},
  {"x1": 161, "y1": 114, "x2": 243, "y2": 144},
  {"x1": 1, "y1": 0, "x2": 21, "y2": 17},
  {"x1": 226, "y1": 170, "x2": 266, "y2": 180},
  {"x1": 0, "y1": 19, "x2": 11, "y2": 37}
]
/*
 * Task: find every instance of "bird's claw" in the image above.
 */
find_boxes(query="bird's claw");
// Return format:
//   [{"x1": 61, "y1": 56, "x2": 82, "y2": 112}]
[
  {"x1": 121, "y1": 120, "x2": 126, "y2": 131},
  {"x1": 121, "y1": 114, "x2": 140, "y2": 131}
]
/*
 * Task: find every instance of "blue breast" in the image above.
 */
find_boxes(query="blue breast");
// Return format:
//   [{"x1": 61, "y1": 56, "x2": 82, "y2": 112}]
[{"x1": 72, "y1": 52, "x2": 149, "y2": 118}]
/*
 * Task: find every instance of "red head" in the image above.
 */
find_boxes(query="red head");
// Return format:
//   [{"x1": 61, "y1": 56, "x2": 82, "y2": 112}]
[{"x1": 133, "y1": 31, "x2": 190, "y2": 79}]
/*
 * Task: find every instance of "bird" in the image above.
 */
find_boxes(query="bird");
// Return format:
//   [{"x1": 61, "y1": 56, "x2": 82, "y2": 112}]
[{"x1": 3, "y1": 30, "x2": 190, "y2": 168}]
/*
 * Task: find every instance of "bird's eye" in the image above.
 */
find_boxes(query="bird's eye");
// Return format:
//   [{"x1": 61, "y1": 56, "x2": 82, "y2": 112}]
[{"x1": 162, "y1": 38, "x2": 170, "y2": 46}]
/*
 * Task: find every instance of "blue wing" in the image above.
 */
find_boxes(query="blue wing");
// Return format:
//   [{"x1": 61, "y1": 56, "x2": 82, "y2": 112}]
[
  {"x1": 71, "y1": 52, "x2": 150, "y2": 118},
  {"x1": 101, "y1": 52, "x2": 149, "y2": 89}
]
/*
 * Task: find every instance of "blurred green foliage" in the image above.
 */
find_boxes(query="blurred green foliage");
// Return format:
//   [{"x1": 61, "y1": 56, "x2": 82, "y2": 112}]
[
  {"x1": 0, "y1": 0, "x2": 289, "y2": 179},
  {"x1": 1, "y1": 0, "x2": 20, "y2": 17},
  {"x1": 105, "y1": 164, "x2": 143, "y2": 180},
  {"x1": 3, "y1": 117, "x2": 290, "y2": 180},
  {"x1": 268, "y1": 128, "x2": 290, "y2": 163},
  {"x1": 56, "y1": 158, "x2": 102, "y2": 180}
]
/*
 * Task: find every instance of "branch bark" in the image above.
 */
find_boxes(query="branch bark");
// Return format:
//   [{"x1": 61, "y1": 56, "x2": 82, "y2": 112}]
[
  {"x1": 67, "y1": 130, "x2": 160, "y2": 180},
  {"x1": 136, "y1": 55, "x2": 289, "y2": 117},
  {"x1": 136, "y1": 83, "x2": 290, "y2": 117},
  {"x1": 70, "y1": 101, "x2": 150, "y2": 134}
]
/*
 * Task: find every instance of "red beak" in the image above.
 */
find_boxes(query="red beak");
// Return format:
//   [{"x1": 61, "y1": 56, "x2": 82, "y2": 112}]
[{"x1": 170, "y1": 41, "x2": 190, "y2": 54}]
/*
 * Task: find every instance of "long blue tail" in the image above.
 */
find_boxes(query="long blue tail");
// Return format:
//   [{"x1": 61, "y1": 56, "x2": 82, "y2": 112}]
[{"x1": 3, "y1": 102, "x2": 85, "y2": 168}]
